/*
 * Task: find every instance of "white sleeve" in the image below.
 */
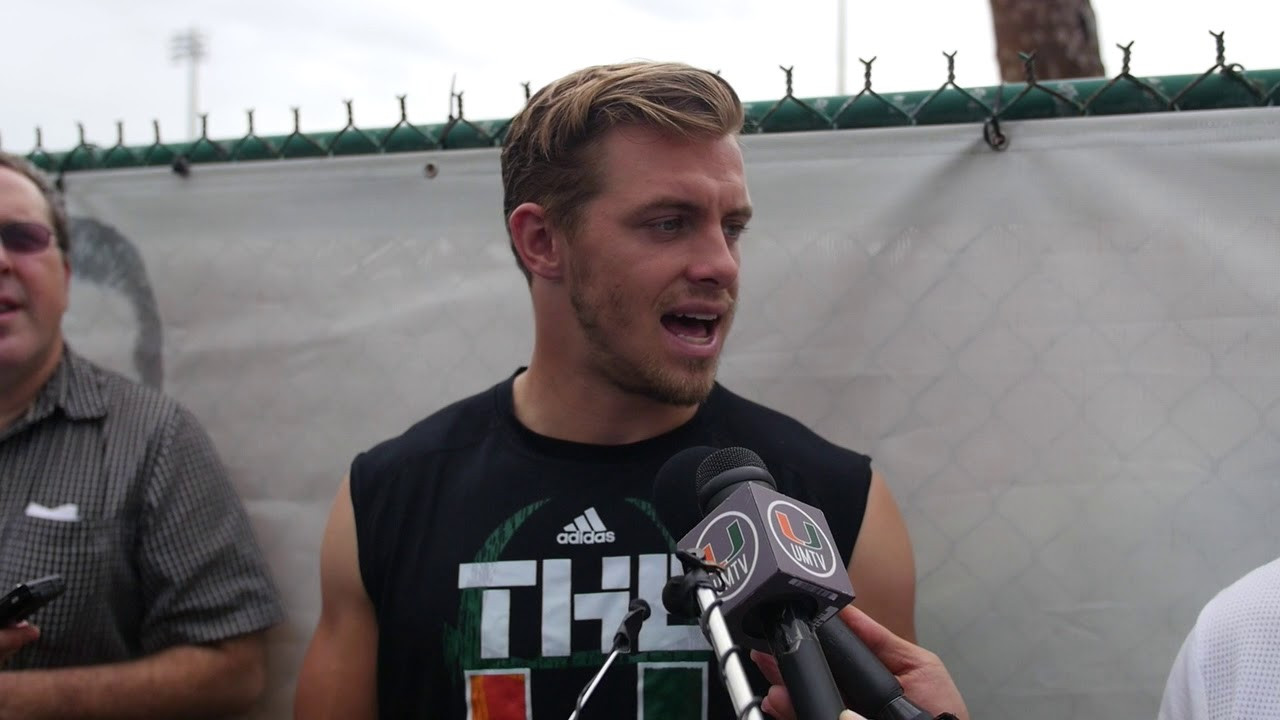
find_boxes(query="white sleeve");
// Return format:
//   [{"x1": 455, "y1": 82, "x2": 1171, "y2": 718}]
[{"x1": 1158, "y1": 623, "x2": 1209, "y2": 720}]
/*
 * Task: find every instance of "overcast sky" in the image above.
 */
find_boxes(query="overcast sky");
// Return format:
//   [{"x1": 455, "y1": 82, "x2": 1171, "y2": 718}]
[{"x1": 6, "y1": 0, "x2": 1277, "y2": 153}]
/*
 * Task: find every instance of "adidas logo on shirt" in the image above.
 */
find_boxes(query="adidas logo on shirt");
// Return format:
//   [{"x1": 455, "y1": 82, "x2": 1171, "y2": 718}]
[{"x1": 556, "y1": 507, "x2": 616, "y2": 545}]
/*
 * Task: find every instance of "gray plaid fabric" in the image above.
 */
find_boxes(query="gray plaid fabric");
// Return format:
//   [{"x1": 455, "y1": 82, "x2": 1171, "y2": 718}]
[{"x1": 0, "y1": 348, "x2": 282, "y2": 668}]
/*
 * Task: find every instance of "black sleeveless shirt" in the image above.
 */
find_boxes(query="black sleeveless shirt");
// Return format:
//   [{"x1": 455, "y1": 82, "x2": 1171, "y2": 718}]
[{"x1": 349, "y1": 374, "x2": 873, "y2": 719}]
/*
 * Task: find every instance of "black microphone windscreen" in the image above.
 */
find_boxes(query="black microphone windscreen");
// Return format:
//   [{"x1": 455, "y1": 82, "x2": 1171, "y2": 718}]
[
  {"x1": 652, "y1": 446, "x2": 719, "y2": 539},
  {"x1": 694, "y1": 446, "x2": 768, "y2": 490},
  {"x1": 694, "y1": 446, "x2": 777, "y2": 515},
  {"x1": 629, "y1": 597, "x2": 652, "y2": 621}
]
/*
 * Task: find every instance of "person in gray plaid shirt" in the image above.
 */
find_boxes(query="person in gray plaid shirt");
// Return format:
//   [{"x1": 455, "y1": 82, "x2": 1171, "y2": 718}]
[{"x1": 0, "y1": 151, "x2": 283, "y2": 717}]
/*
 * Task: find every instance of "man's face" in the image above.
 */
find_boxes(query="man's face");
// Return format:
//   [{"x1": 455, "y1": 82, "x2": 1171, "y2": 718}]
[
  {"x1": 0, "y1": 167, "x2": 70, "y2": 379},
  {"x1": 561, "y1": 127, "x2": 751, "y2": 406}
]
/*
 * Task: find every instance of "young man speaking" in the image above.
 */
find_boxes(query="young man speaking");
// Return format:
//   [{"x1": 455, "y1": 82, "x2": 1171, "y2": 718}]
[{"x1": 297, "y1": 61, "x2": 916, "y2": 719}]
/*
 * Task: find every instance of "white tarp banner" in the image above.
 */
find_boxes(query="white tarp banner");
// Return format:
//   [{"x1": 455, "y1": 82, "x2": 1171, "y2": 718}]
[{"x1": 61, "y1": 106, "x2": 1280, "y2": 719}]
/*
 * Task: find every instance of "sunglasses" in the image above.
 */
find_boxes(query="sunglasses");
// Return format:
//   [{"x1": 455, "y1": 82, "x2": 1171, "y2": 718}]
[{"x1": 0, "y1": 222, "x2": 56, "y2": 254}]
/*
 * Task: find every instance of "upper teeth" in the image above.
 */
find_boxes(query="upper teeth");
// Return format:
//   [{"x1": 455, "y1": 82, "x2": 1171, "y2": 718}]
[{"x1": 677, "y1": 313, "x2": 717, "y2": 321}]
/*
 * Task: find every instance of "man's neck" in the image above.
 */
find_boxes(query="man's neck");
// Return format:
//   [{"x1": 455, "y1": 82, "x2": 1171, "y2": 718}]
[
  {"x1": 0, "y1": 341, "x2": 65, "y2": 431},
  {"x1": 512, "y1": 363, "x2": 700, "y2": 446}
]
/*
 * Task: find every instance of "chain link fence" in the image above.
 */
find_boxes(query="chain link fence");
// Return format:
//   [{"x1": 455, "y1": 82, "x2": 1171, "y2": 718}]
[
  {"x1": 8, "y1": 32, "x2": 1278, "y2": 175},
  {"x1": 55, "y1": 108, "x2": 1280, "y2": 718},
  {"x1": 14, "y1": 31, "x2": 1280, "y2": 720}
]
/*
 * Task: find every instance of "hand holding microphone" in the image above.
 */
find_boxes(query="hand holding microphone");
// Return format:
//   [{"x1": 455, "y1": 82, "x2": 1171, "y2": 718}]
[{"x1": 752, "y1": 605, "x2": 969, "y2": 720}]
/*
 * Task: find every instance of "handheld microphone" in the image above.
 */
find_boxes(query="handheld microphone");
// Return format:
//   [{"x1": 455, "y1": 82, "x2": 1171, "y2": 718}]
[
  {"x1": 656, "y1": 446, "x2": 849, "y2": 720},
  {"x1": 661, "y1": 447, "x2": 856, "y2": 647},
  {"x1": 819, "y1": 623, "x2": 932, "y2": 720},
  {"x1": 655, "y1": 446, "x2": 933, "y2": 720}
]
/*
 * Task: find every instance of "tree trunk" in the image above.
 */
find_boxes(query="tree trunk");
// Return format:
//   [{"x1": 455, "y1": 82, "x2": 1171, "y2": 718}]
[{"x1": 990, "y1": 0, "x2": 1105, "y2": 82}]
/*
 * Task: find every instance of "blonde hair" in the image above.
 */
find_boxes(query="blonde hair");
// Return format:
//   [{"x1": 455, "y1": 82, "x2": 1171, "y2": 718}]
[{"x1": 500, "y1": 61, "x2": 744, "y2": 281}]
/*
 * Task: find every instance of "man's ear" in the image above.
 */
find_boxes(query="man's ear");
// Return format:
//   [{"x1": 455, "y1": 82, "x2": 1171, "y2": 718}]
[
  {"x1": 508, "y1": 202, "x2": 566, "y2": 282},
  {"x1": 58, "y1": 251, "x2": 72, "y2": 308}
]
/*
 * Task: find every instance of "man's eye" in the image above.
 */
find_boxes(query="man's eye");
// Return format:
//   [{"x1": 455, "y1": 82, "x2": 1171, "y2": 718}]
[
  {"x1": 724, "y1": 223, "x2": 749, "y2": 239},
  {"x1": 652, "y1": 218, "x2": 685, "y2": 233}
]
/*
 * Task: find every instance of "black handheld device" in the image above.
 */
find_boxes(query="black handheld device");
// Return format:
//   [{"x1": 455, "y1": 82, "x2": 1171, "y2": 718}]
[{"x1": 0, "y1": 574, "x2": 66, "y2": 626}]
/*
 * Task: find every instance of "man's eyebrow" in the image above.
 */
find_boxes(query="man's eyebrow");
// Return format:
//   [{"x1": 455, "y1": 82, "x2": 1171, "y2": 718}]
[{"x1": 629, "y1": 198, "x2": 754, "y2": 219}]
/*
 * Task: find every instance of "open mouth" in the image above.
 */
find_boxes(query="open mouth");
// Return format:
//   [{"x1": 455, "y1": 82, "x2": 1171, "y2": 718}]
[
  {"x1": 661, "y1": 312, "x2": 719, "y2": 345},
  {"x1": 0, "y1": 301, "x2": 19, "y2": 313}
]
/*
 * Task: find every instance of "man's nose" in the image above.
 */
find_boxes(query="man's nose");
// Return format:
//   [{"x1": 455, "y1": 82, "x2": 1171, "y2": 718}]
[{"x1": 686, "y1": 226, "x2": 739, "y2": 289}]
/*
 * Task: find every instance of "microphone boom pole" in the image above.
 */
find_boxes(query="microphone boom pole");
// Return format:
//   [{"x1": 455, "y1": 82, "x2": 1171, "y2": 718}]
[{"x1": 666, "y1": 550, "x2": 766, "y2": 720}]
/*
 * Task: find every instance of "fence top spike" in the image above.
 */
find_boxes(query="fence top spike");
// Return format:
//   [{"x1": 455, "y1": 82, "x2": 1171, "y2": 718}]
[
  {"x1": 77, "y1": 123, "x2": 86, "y2": 144},
  {"x1": 1019, "y1": 51, "x2": 1039, "y2": 83},
  {"x1": 1116, "y1": 41, "x2": 1135, "y2": 74},
  {"x1": 292, "y1": 107, "x2": 302, "y2": 131},
  {"x1": 345, "y1": 99, "x2": 355, "y2": 124},
  {"x1": 859, "y1": 57, "x2": 877, "y2": 90},
  {"x1": 944, "y1": 51, "x2": 958, "y2": 83},
  {"x1": 35, "y1": 127, "x2": 44, "y2": 148},
  {"x1": 152, "y1": 120, "x2": 161, "y2": 142},
  {"x1": 1211, "y1": 31, "x2": 1226, "y2": 66},
  {"x1": 397, "y1": 95, "x2": 408, "y2": 120},
  {"x1": 778, "y1": 65, "x2": 795, "y2": 95}
]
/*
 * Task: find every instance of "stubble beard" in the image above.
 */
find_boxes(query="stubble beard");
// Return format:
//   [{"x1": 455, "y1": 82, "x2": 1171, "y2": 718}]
[{"x1": 568, "y1": 273, "x2": 724, "y2": 408}]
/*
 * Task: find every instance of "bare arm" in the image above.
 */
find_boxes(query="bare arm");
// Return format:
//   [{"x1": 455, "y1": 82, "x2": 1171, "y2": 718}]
[
  {"x1": 0, "y1": 632, "x2": 267, "y2": 720},
  {"x1": 294, "y1": 475, "x2": 378, "y2": 720},
  {"x1": 846, "y1": 470, "x2": 917, "y2": 642}
]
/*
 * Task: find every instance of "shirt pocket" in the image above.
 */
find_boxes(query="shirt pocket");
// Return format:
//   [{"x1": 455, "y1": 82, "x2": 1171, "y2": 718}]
[{"x1": 2, "y1": 515, "x2": 117, "y2": 627}]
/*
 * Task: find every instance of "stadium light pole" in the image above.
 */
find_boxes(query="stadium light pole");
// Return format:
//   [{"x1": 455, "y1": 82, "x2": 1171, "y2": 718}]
[
  {"x1": 836, "y1": 0, "x2": 847, "y2": 95},
  {"x1": 170, "y1": 28, "x2": 208, "y2": 141}
]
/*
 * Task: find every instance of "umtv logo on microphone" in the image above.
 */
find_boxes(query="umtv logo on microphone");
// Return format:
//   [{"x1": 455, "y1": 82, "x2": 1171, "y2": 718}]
[
  {"x1": 694, "y1": 511, "x2": 760, "y2": 599},
  {"x1": 767, "y1": 500, "x2": 839, "y2": 578}
]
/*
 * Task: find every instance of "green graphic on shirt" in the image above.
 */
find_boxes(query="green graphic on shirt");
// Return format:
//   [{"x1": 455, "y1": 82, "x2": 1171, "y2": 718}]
[{"x1": 624, "y1": 497, "x2": 677, "y2": 547}]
